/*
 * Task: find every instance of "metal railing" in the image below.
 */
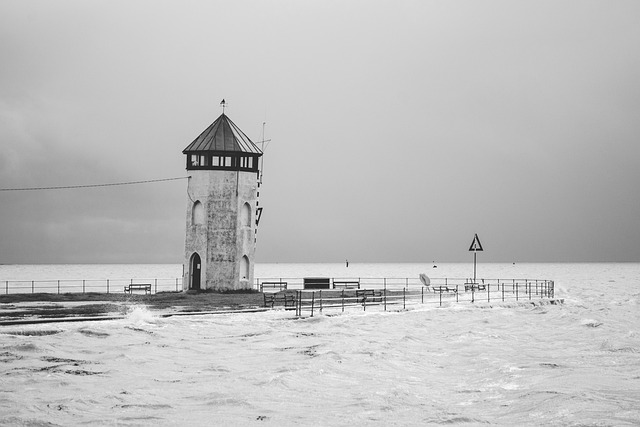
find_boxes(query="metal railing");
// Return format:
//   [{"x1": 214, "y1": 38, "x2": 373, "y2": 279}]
[
  {"x1": 256, "y1": 277, "x2": 554, "y2": 293},
  {"x1": 3, "y1": 276, "x2": 555, "y2": 313},
  {"x1": 2, "y1": 278, "x2": 183, "y2": 295},
  {"x1": 253, "y1": 277, "x2": 555, "y2": 317}
]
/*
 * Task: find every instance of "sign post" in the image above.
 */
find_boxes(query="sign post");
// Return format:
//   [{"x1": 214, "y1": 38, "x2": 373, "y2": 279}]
[{"x1": 468, "y1": 233, "x2": 484, "y2": 283}]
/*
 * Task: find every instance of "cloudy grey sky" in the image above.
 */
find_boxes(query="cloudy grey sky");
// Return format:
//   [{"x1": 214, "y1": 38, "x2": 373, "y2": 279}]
[{"x1": 1, "y1": 1, "x2": 639, "y2": 264}]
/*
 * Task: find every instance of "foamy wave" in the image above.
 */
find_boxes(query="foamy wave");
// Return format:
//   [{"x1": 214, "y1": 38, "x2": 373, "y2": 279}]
[{"x1": 124, "y1": 305, "x2": 159, "y2": 324}]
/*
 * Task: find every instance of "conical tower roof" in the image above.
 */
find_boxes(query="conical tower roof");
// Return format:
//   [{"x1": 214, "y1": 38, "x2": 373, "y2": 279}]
[{"x1": 183, "y1": 113, "x2": 262, "y2": 155}]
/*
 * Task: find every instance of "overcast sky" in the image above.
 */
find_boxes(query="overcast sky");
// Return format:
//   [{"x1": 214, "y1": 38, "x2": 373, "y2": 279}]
[{"x1": 1, "y1": 1, "x2": 639, "y2": 264}]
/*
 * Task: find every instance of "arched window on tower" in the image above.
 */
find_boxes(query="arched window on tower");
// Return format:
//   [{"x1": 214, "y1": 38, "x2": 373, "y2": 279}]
[
  {"x1": 240, "y1": 255, "x2": 250, "y2": 281},
  {"x1": 241, "y1": 202, "x2": 251, "y2": 227},
  {"x1": 192, "y1": 201, "x2": 205, "y2": 225}
]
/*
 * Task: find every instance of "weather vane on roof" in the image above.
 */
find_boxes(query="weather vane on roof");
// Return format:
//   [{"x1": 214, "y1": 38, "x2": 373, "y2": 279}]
[{"x1": 220, "y1": 99, "x2": 227, "y2": 114}]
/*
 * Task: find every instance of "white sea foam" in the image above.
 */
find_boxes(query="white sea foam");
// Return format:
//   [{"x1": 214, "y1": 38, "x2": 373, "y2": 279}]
[
  {"x1": 123, "y1": 304, "x2": 158, "y2": 324},
  {"x1": 0, "y1": 263, "x2": 639, "y2": 426}
]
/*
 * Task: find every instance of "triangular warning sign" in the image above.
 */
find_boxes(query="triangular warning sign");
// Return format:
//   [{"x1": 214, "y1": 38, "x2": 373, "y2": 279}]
[{"x1": 469, "y1": 233, "x2": 483, "y2": 252}]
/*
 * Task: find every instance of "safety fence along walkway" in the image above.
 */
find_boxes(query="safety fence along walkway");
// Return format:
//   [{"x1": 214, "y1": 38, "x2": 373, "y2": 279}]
[
  {"x1": 2, "y1": 278, "x2": 183, "y2": 295},
  {"x1": 253, "y1": 277, "x2": 555, "y2": 317}
]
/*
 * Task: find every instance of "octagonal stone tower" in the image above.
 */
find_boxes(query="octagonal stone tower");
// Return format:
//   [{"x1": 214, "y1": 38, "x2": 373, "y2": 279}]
[{"x1": 182, "y1": 112, "x2": 263, "y2": 291}]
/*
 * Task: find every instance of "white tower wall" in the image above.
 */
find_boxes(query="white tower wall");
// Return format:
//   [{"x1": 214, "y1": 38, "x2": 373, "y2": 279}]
[{"x1": 183, "y1": 170, "x2": 258, "y2": 291}]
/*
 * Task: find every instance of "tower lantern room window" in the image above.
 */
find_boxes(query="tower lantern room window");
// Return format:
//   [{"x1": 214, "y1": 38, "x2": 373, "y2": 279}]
[{"x1": 186, "y1": 153, "x2": 259, "y2": 172}]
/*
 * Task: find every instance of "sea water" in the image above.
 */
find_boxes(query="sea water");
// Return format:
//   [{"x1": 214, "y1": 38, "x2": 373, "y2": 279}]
[{"x1": 1, "y1": 263, "x2": 639, "y2": 426}]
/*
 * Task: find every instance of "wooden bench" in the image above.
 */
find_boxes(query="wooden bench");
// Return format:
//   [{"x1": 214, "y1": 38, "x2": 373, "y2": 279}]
[
  {"x1": 260, "y1": 281, "x2": 288, "y2": 292},
  {"x1": 356, "y1": 289, "x2": 382, "y2": 303},
  {"x1": 333, "y1": 280, "x2": 360, "y2": 289},
  {"x1": 431, "y1": 286, "x2": 458, "y2": 294},
  {"x1": 263, "y1": 293, "x2": 296, "y2": 309},
  {"x1": 303, "y1": 277, "x2": 331, "y2": 289},
  {"x1": 464, "y1": 283, "x2": 486, "y2": 292},
  {"x1": 124, "y1": 284, "x2": 152, "y2": 295}
]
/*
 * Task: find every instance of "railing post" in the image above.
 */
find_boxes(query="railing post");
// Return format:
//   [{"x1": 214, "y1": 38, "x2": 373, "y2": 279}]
[
  {"x1": 421, "y1": 286, "x2": 424, "y2": 304},
  {"x1": 487, "y1": 281, "x2": 490, "y2": 302},
  {"x1": 384, "y1": 288, "x2": 387, "y2": 311},
  {"x1": 83, "y1": 280, "x2": 86, "y2": 294},
  {"x1": 57, "y1": 280, "x2": 60, "y2": 294},
  {"x1": 319, "y1": 290, "x2": 323, "y2": 313},
  {"x1": 528, "y1": 280, "x2": 532, "y2": 300},
  {"x1": 311, "y1": 292, "x2": 315, "y2": 317},
  {"x1": 516, "y1": 281, "x2": 519, "y2": 301},
  {"x1": 295, "y1": 291, "x2": 299, "y2": 316},
  {"x1": 546, "y1": 280, "x2": 549, "y2": 297},
  {"x1": 107, "y1": 279, "x2": 110, "y2": 294},
  {"x1": 501, "y1": 280, "x2": 504, "y2": 302},
  {"x1": 155, "y1": 279, "x2": 157, "y2": 294},
  {"x1": 341, "y1": 290, "x2": 345, "y2": 313},
  {"x1": 403, "y1": 287, "x2": 406, "y2": 310},
  {"x1": 539, "y1": 280, "x2": 542, "y2": 298},
  {"x1": 549, "y1": 280, "x2": 552, "y2": 298},
  {"x1": 439, "y1": 290, "x2": 442, "y2": 307}
]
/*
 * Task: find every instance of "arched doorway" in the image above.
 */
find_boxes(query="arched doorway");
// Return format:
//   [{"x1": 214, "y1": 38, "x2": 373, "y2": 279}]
[{"x1": 190, "y1": 253, "x2": 201, "y2": 290}]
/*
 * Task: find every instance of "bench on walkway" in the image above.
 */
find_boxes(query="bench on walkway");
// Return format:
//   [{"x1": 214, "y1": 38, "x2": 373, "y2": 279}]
[
  {"x1": 333, "y1": 280, "x2": 360, "y2": 289},
  {"x1": 263, "y1": 293, "x2": 296, "y2": 309},
  {"x1": 431, "y1": 286, "x2": 458, "y2": 294},
  {"x1": 260, "y1": 281, "x2": 288, "y2": 292},
  {"x1": 303, "y1": 277, "x2": 331, "y2": 289},
  {"x1": 356, "y1": 289, "x2": 382, "y2": 303},
  {"x1": 464, "y1": 283, "x2": 486, "y2": 291},
  {"x1": 124, "y1": 284, "x2": 152, "y2": 295}
]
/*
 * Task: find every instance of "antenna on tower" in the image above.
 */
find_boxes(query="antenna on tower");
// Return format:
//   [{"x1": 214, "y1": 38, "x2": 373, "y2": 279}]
[
  {"x1": 260, "y1": 122, "x2": 272, "y2": 151},
  {"x1": 256, "y1": 122, "x2": 271, "y2": 185},
  {"x1": 220, "y1": 99, "x2": 227, "y2": 114}
]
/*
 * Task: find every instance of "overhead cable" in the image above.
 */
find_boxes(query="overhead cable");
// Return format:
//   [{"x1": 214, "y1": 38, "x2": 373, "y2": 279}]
[{"x1": 0, "y1": 176, "x2": 190, "y2": 192}]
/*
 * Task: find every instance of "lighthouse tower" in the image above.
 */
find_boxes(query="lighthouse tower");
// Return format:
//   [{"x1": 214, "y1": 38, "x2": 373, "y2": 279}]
[{"x1": 182, "y1": 111, "x2": 263, "y2": 291}]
